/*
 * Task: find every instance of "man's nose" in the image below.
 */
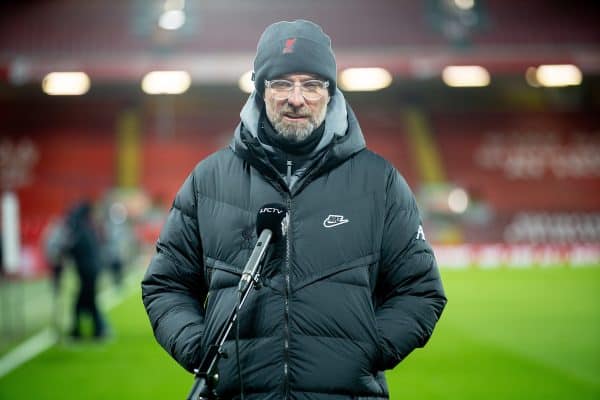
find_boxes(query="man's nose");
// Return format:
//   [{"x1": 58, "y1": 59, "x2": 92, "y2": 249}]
[{"x1": 287, "y1": 85, "x2": 306, "y2": 107}]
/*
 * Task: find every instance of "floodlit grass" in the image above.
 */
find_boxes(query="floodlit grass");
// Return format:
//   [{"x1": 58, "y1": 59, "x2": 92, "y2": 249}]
[
  {"x1": 390, "y1": 267, "x2": 600, "y2": 400},
  {"x1": 0, "y1": 275, "x2": 191, "y2": 399},
  {"x1": 0, "y1": 267, "x2": 599, "y2": 399},
  {"x1": 0, "y1": 278, "x2": 57, "y2": 355}
]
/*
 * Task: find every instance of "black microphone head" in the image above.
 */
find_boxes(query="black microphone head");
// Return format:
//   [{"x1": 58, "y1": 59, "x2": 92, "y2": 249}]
[{"x1": 256, "y1": 203, "x2": 289, "y2": 243}]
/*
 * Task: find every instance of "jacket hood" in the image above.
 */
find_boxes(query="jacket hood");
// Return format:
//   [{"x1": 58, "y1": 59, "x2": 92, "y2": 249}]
[{"x1": 230, "y1": 89, "x2": 366, "y2": 188}]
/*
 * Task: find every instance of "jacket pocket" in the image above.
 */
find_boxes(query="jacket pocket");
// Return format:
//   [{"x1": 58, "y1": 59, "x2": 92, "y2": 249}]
[
  {"x1": 205, "y1": 256, "x2": 242, "y2": 290},
  {"x1": 366, "y1": 291, "x2": 393, "y2": 381},
  {"x1": 200, "y1": 258, "x2": 241, "y2": 354}
]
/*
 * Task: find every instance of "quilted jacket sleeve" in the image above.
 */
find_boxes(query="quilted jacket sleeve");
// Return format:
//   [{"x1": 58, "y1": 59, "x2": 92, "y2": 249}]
[
  {"x1": 374, "y1": 167, "x2": 447, "y2": 371},
  {"x1": 141, "y1": 171, "x2": 208, "y2": 372}
]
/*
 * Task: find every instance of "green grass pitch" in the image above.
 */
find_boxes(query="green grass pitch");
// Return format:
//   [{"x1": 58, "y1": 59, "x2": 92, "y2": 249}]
[{"x1": 0, "y1": 267, "x2": 599, "y2": 399}]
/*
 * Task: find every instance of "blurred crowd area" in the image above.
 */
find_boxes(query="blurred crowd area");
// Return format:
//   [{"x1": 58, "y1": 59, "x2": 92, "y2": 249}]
[
  {"x1": 0, "y1": 183, "x2": 167, "y2": 280},
  {"x1": 0, "y1": 185, "x2": 167, "y2": 348}
]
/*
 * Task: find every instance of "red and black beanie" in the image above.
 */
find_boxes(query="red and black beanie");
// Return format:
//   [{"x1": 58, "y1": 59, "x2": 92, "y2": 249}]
[{"x1": 253, "y1": 20, "x2": 337, "y2": 97}]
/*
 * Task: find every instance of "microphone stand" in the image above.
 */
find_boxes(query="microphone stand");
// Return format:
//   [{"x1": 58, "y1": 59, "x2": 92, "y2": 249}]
[{"x1": 186, "y1": 231, "x2": 273, "y2": 400}]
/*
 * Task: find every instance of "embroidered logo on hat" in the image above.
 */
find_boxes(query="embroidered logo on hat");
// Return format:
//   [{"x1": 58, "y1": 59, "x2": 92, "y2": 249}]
[{"x1": 282, "y1": 38, "x2": 296, "y2": 54}]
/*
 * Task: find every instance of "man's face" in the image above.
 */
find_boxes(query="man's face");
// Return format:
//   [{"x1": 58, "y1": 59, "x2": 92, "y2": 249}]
[{"x1": 264, "y1": 73, "x2": 330, "y2": 142}]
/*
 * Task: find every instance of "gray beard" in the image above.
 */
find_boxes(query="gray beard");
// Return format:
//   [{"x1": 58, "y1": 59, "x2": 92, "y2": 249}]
[
  {"x1": 272, "y1": 119, "x2": 315, "y2": 142},
  {"x1": 266, "y1": 106, "x2": 327, "y2": 143}
]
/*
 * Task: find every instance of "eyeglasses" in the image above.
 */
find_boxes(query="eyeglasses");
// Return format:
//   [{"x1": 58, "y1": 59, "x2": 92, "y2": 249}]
[{"x1": 264, "y1": 79, "x2": 329, "y2": 101}]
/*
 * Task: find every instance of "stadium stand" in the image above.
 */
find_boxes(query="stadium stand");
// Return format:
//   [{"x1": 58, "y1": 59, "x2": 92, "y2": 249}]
[
  {"x1": 0, "y1": 0, "x2": 598, "y2": 275},
  {"x1": 430, "y1": 110, "x2": 600, "y2": 245}
]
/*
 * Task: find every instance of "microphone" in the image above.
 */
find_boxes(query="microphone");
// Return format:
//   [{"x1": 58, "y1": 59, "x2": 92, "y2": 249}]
[{"x1": 237, "y1": 203, "x2": 288, "y2": 293}]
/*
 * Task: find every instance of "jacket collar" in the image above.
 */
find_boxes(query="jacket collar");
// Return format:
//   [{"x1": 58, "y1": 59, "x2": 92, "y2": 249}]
[{"x1": 230, "y1": 89, "x2": 366, "y2": 189}]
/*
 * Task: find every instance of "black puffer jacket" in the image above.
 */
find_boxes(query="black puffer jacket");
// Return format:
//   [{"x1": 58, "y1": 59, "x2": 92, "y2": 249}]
[{"x1": 142, "y1": 95, "x2": 446, "y2": 399}]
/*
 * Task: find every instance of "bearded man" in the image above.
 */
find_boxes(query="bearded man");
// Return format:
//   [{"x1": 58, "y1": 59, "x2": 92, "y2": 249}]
[{"x1": 142, "y1": 19, "x2": 446, "y2": 400}]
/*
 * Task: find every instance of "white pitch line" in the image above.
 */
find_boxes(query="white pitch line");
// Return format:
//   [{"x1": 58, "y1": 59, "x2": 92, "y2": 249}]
[
  {"x1": 0, "y1": 271, "x2": 141, "y2": 380},
  {"x1": 0, "y1": 329, "x2": 57, "y2": 378}
]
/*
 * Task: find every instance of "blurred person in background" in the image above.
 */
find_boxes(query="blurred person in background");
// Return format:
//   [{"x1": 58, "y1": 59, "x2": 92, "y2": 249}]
[
  {"x1": 42, "y1": 215, "x2": 69, "y2": 296},
  {"x1": 142, "y1": 20, "x2": 446, "y2": 399},
  {"x1": 42, "y1": 215, "x2": 70, "y2": 331},
  {"x1": 65, "y1": 201, "x2": 109, "y2": 340},
  {"x1": 101, "y1": 199, "x2": 130, "y2": 292}
]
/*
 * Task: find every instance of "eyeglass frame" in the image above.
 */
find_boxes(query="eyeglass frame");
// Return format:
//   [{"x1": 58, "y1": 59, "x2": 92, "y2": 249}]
[{"x1": 264, "y1": 79, "x2": 330, "y2": 100}]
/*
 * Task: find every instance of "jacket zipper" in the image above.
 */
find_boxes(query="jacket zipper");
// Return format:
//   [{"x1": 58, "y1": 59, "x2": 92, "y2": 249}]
[
  {"x1": 283, "y1": 194, "x2": 292, "y2": 398},
  {"x1": 286, "y1": 160, "x2": 292, "y2": 189}
]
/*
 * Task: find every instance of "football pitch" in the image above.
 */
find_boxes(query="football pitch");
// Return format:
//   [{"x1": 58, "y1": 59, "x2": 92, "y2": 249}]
[{"x1": 0, "y1": 266, "x2": 599, "y2": 399}]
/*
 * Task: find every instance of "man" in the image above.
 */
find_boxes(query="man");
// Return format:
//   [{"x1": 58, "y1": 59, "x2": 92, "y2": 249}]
[
  {"x1": 65, "y1": 201, "x2": 109, "y2": 339},
  {"x1": 142, "y1": 20, "x2": 446, "y2": 399}
]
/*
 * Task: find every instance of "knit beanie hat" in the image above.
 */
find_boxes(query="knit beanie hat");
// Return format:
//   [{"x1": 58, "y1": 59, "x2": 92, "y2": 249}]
[{"x1": 253, "y1": 20, "x2": 337, "y2": 97}]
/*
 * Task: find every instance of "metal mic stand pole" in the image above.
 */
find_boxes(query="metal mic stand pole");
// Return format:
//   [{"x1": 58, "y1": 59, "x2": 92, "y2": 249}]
[{"x1": 186, "y1": 238, "x2": 272, "y2": 400}]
